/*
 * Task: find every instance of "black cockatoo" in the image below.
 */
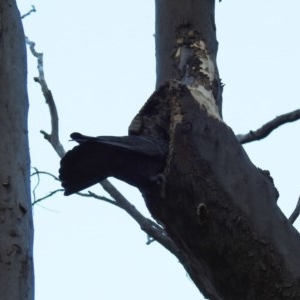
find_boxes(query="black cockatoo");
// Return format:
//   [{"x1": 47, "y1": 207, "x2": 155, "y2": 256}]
[{"x1": 59, "y1": 132, "x2": 168, "y2": 196}]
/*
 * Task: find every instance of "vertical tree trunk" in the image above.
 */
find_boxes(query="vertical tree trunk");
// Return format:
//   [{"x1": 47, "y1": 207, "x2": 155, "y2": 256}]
[
  {"x1": 155, "y1": 0, "x2": 222, "y2": 116},
  {"x1": 0, "y1": 1, "x2": 34, "y2": 299},
  {"x1": 155, "y1": 0, "x2": 218, "y2": 85},
  {"x1": 129, "y1": 0, "x2": 300, "y2": 298}
]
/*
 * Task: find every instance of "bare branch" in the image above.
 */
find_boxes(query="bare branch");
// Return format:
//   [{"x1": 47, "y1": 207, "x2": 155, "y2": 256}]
[
  {"x1": 76, "y1": 185, "x2": 178, "y2": 251},
  {"x1": 25, "y1": 37, "x2": 65, "y2": 158},
  {"x1": 79, "y1": 191, "x2": 117, "y2": 206},
  {"x1": 236, "y1": 109, "x2": 300, "y2": 144},
  {"x1": 289, "y1": 196, "x2": 300, "y2": 224},
  {"x1": 31, "y1": 168, "x2": 63, "y2": 205},
  {"x1": 31, "y1": 167, "x2": 40, "y2": 204},
  {"x1": 31, "y1": 170, "x2": 60, "y2": 182},
  {"x1": 26, "y1": 38, "x2": 181, "y2": 258},
  {"x1": 32, "y1": 189, "x2": 65, "y2": 206},
  {"x1": 21, "y1": 5, "x2": 36, "y2": 19},
  {"x1": 30, "y1": 169, "x2": 117, "y2": 206},
  {"x1": 99, "y1": 180, "x2": 181, "y2": 256}
]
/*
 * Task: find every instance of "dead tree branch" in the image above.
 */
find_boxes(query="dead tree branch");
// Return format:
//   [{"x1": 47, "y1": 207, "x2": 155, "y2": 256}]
[
  {"x1": 236, "y1": 109, "x2": 300, "y2": 144},
  {"x1": 31, "y1": 168, "x2": 63, "y2": 205},
  {"x1": 32, "y1": 189, "x2": 65, "y2": 205},
  {"x1": 31, "y1": 169, "x2": 61, "y2": 182},
  {"x1": 100, "y1": 180, "x2": 181, "y2": 254},
  {"x1": 26, "y1": 38, "x2": 181, "y2": 257},
  {"x1": 30, "y1": 169, "x2": 117, "y2": 206},
  {"x1": 21, "y1": 5, "x2": 36, "y2": 19},
  {"x1": 25, "y1": 37, "x2": 65, "y2": 158},
  {"x1": 289, "y1": 196, "x2": 300, "y2": 224}
]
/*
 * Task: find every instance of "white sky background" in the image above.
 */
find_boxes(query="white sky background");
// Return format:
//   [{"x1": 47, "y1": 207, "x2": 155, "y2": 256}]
[{"x1": 17, "y1": 1, "x2": 300, "y2": 299}]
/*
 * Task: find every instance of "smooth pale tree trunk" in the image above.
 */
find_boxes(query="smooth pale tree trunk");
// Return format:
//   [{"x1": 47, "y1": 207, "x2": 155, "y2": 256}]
[
  {"x1": 0, "y1": 0, "x2": 34, "y2": 299},
  {"x1": 130, "y1": 0, "x2": 300, "y2": 298}
]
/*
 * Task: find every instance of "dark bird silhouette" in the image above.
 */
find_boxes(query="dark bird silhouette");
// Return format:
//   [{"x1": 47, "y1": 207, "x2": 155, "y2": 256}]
[{"x1": 59, "y1": 132, "x2": 168, "y2": 196}]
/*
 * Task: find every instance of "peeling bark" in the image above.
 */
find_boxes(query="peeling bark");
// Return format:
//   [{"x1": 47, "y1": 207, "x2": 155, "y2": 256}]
[
  {"x1": 129, "y1": 0, "x2": 300, "y2": 298},
  {"x1": 155, "y1": 0, "x2": 223, "y2": 116}
]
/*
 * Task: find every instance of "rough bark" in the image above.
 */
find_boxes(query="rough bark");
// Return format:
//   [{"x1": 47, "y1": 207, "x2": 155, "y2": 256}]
[
  {"x1": 129, "y1": 0, "x2": 300, "y2": 298},
  {"x1": 134, "y1": 82, "x2": 300, "y2": 299},
  {"x1": 0, "y1": 1, "x2": 34, "y2": 299}
]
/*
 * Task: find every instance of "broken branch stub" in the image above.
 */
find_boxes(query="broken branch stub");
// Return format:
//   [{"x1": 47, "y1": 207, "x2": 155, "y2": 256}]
[{"x1": 130, "y1": 81, "x2": 300, "y2": 299}]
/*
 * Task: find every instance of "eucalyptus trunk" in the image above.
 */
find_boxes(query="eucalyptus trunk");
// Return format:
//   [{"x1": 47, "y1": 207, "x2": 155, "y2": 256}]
[
  {"x1": 130, "y1": 0, "x2": 300, "y2": 298},
  {"x1": 0, "y1": 1, "x2": 34, "y2": 299}
]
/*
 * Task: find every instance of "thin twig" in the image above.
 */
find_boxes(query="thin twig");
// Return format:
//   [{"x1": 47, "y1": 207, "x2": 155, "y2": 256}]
[
  {"x1": 31, "y1": 167, "x2": 40, "y2": 204},
  {"x1": 289, "y1": 196, "x2": 300, "y2": 224},
  {"x1": 21, "y1": 5, "x2": 36, "y2": 19},
  {"x1": 30, "y1": 170, "x2": 117, "y2": 206},
  {"x1": 31, "y1": 169, "x2": 64, "y2": 205},
  {"x1": 236, "y1": 109, "x2": 300, "y2": 144},
  {"x1": 79, "y1": 191, "x2": 118, "y2": 206},
  {"x1": 32, "y1": 189, "x2": 65, "y2": 205},
  {"x1": 31, "y1": 170, "x2": 60, "y2": 182}
]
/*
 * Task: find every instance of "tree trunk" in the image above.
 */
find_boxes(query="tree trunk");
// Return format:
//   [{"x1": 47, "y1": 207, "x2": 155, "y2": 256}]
[
  {"x1": 130, "y1": 0, "x2": 300, "y2": 298},
  {"x1": 155, "y1": 0, "x2": 222, "y2": 116},
  {"x1": 0, "y1": 1, "x2": 34, "y2": 299}
]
